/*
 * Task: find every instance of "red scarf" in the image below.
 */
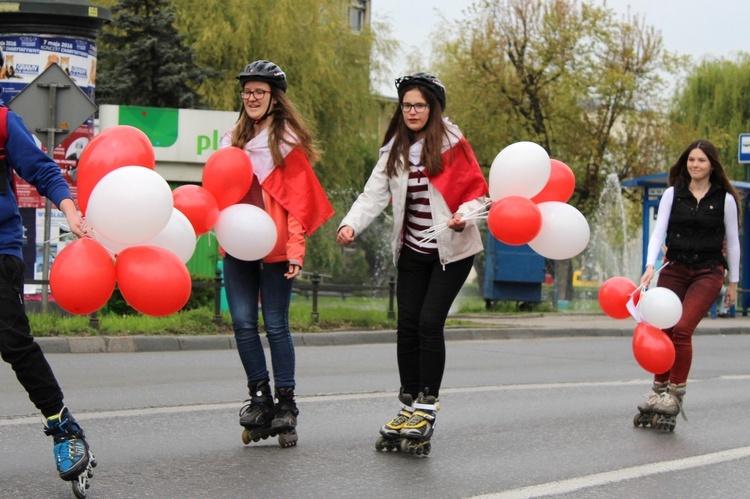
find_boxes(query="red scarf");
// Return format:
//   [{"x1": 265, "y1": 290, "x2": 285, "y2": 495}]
[
  {"x1": 429, "y1": 136, "x2": 487, "y2": 213},
  {"x1": 261, "y1": 147, "x2": 334, "y2": 235}
]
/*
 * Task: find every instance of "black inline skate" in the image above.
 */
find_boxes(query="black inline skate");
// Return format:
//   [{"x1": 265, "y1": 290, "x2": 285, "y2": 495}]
[
  {"x1": 239, "y1": 379, "x2": 278, "y2": 445},
  {"x1": 399, "y1": 392, "x2": 438, "y2": 456},
  {"x1": 633, "y1": 381, "x2": 668, "y2": 429},
  {"x1": 44, "y1": 407, "x2": 97, "y2": 498},
  {"x1": 375, "y1": 389, "x2": 413, "y2": 452},
  {"x1": 271, "y1": 386, "x2": 299, "y2": 448}
]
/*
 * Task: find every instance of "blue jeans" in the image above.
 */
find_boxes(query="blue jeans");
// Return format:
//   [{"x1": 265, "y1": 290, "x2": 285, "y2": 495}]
[{"x1": 223, "y1": 256, "x2": 296, "y2": 388}]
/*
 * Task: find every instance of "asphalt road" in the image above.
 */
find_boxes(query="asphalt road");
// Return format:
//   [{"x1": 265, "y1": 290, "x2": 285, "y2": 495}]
[{"x1": 1, "y1": 335, "x2": 750, "y2": 498}]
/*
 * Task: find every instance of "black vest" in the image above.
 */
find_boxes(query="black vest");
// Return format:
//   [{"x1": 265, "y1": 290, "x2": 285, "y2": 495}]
[{"x1": 665, "y1": 184, "x2": 727, "y2": 268}]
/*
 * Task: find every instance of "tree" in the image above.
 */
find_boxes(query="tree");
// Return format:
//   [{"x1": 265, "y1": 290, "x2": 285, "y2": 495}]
[
  {"x1": 167, "y1": 0, "x2": 394, "y2": 277},
  {"x1": 434, "y1": 0, "x2": 679, "y2": 299},
  {"x1": 96, "y1": 0, "x2": 212, "y2": 108},
  {"x1": 93, "y1": 0, "x2": 397, "y2": 280},
  {"x1": 670, "y1": 54, "x2": 750, "y2": 181}
]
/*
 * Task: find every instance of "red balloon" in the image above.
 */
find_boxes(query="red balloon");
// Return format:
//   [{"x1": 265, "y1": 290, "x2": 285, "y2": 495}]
[
  {"x1": 50, "y1": 238, "x2": 116, "y2": 315},
  {"x1": 201, "y1": 147, "x2": 253, "y2": 209},
  {"x1": 487, "y1": 196, "x2": 542, "y2": 245},
  {"x1": 115, "y1": 246, "x2": 192, "y2": 317},
  {"x1": 173, "y1": 185, "x2": 220, "y2": 236},
  {"x1": 531, "y1": 159, "x2": 576, "y2": 204},
  {"x1": 77, "y1": 126, "x2": 155, "y2": 214},
  {"x1": 632, "y1": 322, "x2": 676, "y2": 374},
  {"x1": 598, "y1": 276, "x2": 637, "y2": 319}
]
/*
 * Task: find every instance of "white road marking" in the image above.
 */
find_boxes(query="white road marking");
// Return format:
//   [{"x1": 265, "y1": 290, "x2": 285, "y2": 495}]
[{"x1": 470, "y1": 446, "x2": 750, "y2": 498}]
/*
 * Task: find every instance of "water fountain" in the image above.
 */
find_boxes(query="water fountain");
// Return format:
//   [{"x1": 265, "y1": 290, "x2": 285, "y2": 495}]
[{"x1": 582, "y1": 172, "x2": 642, "y2": 284}]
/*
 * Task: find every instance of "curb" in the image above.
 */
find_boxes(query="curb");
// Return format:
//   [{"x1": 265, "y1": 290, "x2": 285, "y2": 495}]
[{"x1": 34, "y1": 323, "x2": 750, "y2": 355}]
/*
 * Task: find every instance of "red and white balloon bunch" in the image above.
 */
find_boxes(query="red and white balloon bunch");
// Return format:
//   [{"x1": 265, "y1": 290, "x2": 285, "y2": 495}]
[
  {"x1": 487, "y1": 142, "x2": 589, "y2": 260},
  {"x1": 49, "y1": 126, "x2": 276, "y2": 317},
  {"x1": 50, "y1": 126, "x2": 192, "y2": 317},
  {"x1": 194, "y1": 147, "x2": 277, "y2": 262},
  {"x1": 598, "y1": 274, "x2": 682, "y2": 374}
]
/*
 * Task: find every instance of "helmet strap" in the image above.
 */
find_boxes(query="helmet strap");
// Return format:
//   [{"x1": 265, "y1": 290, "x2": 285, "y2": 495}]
[{"x1": 253, "y1": 100, "x2": 274, "y2": 124}]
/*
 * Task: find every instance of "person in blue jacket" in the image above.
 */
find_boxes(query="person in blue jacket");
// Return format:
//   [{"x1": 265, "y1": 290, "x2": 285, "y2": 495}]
[{"x1": 0, "y1": 47, "x2": 93, "y2": 487}]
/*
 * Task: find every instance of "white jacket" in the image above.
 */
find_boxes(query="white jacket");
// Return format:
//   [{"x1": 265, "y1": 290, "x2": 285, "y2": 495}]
[{"x1": 339, "y1": 152, "x2": 485, "y2": 267}]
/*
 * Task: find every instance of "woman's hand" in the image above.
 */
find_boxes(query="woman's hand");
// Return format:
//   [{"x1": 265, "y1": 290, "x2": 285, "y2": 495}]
[
  {"x1": 285, "y1": 263, "x2": 300, "y2": 279},
  {"x1": 639, "y1": 265, "x2": 655, "y2": 289},
  {"x1": 447, "y1": 213, "x2": 466, "y2": 232},
  {"x1": 336, "y1": 226, "x2": 355, "y2": 246},
  {"x1": 725, "y1": 282, "x2": 738, "y2": 308}
]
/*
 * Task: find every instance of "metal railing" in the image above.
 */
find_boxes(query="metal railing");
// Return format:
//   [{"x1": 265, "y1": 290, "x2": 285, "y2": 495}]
[{"x1": 25, "y1": 268, "x2": 396, "y2": 328}]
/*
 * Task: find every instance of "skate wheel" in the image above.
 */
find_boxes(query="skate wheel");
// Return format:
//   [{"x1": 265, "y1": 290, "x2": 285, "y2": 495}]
[
  {"x1": 72, "y1": 480, "x2": 87, "y2": 499},
  {"x1": 633, "y1": 414, "x2": 641, "y2": 427},
  {"x1": 241, "y1": 429, "x2": 251, "y2": 445},
  {"x1": 423, "y1": 442, "x2": 431, "y2": 456},
  {"x1": 278, "y1": 430, "x2": 298, "y2": 448},
  {"x1": 399, "y1": 438, "x2": 411, "y2": 453},
  {"x1": 650, "y1": 414, "x2": 659, "y2": 428},
  {"x1": 375, "y1": 436, "x2": 387, "y2": 451}
]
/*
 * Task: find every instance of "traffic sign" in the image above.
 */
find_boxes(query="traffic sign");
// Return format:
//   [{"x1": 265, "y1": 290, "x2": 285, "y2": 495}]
[
  {"x1": 7, "y1": 62, "x2": 97, "y2": 148},
  {"x1": 739, "y1": 133, "x2": 750, "y2": 164}
]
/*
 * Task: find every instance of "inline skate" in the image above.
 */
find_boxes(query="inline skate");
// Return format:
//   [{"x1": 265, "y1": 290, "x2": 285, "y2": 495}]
[
  {"x1": 375, "y1": 389, "x2": 413, "y2": 452},
  {"x1": 44, "y1": 407, "x2": 97, "y2": 498},
  {"x1": 651, "y1": 383, "x2": 687, "y2": 432},
  {"x1": 633, "y1": 381, "x2": 668, "y2": 428},
  {"x1": 399, "y1": 392, "x2": 439, "y2": 456},
  {"x1": 239, "y1": 380, "x2": 278, "y2": 445},
  {"x1": 271, "y1": 386, "x2": 299, "y2": 448}
]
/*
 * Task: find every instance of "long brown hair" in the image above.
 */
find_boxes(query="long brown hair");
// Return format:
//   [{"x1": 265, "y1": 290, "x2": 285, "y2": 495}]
[
  {"x1": 231, "y1": 88, "x2": 320, "y2": 165},
  {"x1": 382, "y1": 86, "x2": 457, "y2": 178},
  {"x1": 668, "y1": 139, "x2": 740, "y2": 207}
]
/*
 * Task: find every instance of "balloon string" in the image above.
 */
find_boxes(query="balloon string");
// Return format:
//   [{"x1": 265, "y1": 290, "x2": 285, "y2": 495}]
[
  {"x1": 417, "y1": 200, "x2": 492, "y2": 240},
  {"x1": 631, "y1": 261, "x2": 671, "y2": 296},
  {"x1": 41, "y1": 223, "x2": 76, "y2": 244}
]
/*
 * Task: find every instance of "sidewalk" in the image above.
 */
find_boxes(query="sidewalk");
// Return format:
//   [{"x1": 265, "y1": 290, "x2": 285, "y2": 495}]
[{"x1": 35, "y1": 312, "x2": 750, "y2": 354}]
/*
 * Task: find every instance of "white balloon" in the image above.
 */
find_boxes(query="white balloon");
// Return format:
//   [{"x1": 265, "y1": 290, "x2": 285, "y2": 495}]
[
  {"x1": 528, "y1": 202, "x2": 590, "y2": 260},
  {"x1": 142, "y1": 208, "x2": 197, "y2": 263},
  {"x1": 489, "y1": 141, "x2": 551, "y2": 200},
  {"x1": 214, "y1": 204, "x2": 277, "y2": 261},
  {"x1": 86, "y1": 166, "x2": 173, "y2": 245},
  {"x1": 638, "y1": 287, "x2": 683, "y2": 330},
  {"x1": 92, "y1": 230, "x2": 129, "y2": 257}
]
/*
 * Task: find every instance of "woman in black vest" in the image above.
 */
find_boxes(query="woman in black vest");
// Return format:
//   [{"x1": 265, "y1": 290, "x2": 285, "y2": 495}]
[{"x1": 637, "y1": 139, "x2": 740, "y2": 431}]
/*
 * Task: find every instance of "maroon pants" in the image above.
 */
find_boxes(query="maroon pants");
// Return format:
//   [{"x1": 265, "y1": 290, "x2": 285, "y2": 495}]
[{"x1": 653, "y1": 262, "x2": 724, "y2": 385}]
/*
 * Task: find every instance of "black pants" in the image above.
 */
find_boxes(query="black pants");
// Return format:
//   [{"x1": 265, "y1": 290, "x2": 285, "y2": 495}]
[
  {"x1": 396, "y1": 247, "x2": 474, "y2": 399},
  {"x1": 0, "y1": 255, "x2": 64, "y2": 417}
]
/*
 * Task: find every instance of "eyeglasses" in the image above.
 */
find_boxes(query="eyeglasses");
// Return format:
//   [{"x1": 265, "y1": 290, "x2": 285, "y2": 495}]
[
  {"x1": 401, "y1": 103, "x2": 429, "y2": 113},
  {"x1": 240, "y1": 89, "x2": 269, "y2": 100}
]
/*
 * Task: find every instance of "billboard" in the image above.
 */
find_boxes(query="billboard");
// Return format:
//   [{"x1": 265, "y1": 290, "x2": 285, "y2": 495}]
[{"x1": 0, "y1": 34, "x2": 97, "y2": 291}]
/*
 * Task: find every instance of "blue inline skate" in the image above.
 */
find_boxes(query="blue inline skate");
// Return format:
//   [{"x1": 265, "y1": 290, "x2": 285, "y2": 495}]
[{"x1": 44, "y1": 407, "x2": 96, "y2": 498}]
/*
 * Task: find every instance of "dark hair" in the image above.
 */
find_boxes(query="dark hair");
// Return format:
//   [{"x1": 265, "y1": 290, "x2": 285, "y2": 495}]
[
  {"x1": 231, "y1": 83, "x2": 319, "y2": 165},
  {"x1": 382, "y1": 85, "x2": 457, "y2": 178},
  {"x1": 668, "y1": 139, "x2": 740, "y2": 207}
]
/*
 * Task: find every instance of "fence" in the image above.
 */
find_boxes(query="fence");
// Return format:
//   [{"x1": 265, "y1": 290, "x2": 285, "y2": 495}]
[{"x1": 25, "y1": 269, "x2": 396, "y2": 329}]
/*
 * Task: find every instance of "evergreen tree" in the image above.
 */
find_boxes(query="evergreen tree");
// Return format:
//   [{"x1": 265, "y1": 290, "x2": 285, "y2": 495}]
[{"x1": 96, "y1": 0, "x2": 213, "y2": 108}]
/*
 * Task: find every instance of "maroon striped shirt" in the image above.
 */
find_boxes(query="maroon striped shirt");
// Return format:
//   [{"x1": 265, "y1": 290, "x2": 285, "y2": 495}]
[{"x1": 403, "y1": 165, "x2": 437, "y2": 253}]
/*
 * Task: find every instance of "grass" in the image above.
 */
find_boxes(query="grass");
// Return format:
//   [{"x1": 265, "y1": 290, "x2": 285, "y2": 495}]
[{"x1": 28, "y1": 293, "x2": 600, "y2": 337}]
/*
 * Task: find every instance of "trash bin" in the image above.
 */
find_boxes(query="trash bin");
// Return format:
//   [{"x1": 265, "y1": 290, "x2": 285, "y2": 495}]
[{"x1": 483, "y1": 234, "x2": 545, "y2": 307}]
